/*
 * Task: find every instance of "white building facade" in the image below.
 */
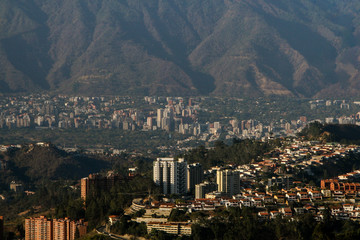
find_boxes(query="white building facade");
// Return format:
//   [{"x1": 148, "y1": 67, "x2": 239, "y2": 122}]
[{"x1": 153, "y1": 158, "x2": 187, "y2": 194}]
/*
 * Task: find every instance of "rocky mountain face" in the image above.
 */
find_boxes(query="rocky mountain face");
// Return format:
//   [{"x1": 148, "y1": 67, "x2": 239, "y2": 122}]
[{"x1": 1, "y1": 0, "x2": 360, "y2": 97}]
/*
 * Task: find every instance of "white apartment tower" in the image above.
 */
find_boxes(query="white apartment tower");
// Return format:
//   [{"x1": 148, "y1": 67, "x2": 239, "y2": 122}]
[{"x1": 153, "y1": 158, "x2": 187, "y2": 194}]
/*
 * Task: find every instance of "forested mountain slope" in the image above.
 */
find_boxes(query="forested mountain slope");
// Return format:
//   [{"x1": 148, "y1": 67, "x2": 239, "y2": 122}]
[{"x1": 1, "y1": 0, "x2": 360, "y2": 97}]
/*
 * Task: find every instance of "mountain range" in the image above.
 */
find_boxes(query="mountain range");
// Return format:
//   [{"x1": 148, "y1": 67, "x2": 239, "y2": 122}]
[{"x1": 1, "y1": 0, "x2": 360, "y2": 97}]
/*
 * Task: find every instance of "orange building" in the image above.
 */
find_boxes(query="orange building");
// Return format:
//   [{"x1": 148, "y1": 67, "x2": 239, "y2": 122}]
[
  {"x1": 321, "y1": 179, "x2": 360, "y2": 193},
  {"x1": 25, "y1": 216, "x2": 53, "y2": 240},
  {"x1": 53, "y1": 218, "x2": 87, "y2": 240},
  {"x1": 25, "y1": 216, "x2": 87, "y2": 240},
  {"x1": 330, "y1": 182, "x2": 360, "y2": 192},
  {"x1": 0, "y1": 216, "x2": 4, "y2": 240},
  {"x1": 321, "y1": 179, "x2": 337, "y2": 189}
]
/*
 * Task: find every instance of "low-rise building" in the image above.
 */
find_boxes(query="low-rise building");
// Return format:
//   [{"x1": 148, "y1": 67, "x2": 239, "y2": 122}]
[
  {"x1": 10, "y1": 181, "x2": 23, "y2": 193},
  {"x1": 195, "y1": 182, "x2": 217, "y2": 199},
  {"x1": 147, "y1": 222, "x2": 192, "y2": 236}
]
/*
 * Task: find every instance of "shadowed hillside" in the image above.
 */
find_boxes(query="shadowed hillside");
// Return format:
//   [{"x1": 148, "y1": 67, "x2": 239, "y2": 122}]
[
  {"x1": 1, "y1": 0, "x2": 360, "y2": 97},
  {"x1": 299, "y1": 122, "x2": 360, "y2": 144},
  {"x1": 1, "y1": 144, "x2": 109, "y2": 185}
]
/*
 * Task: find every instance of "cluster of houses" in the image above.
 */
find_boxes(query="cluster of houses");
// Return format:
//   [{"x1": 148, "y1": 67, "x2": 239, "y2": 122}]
[
  {"x1": 260, "y1": 141, "x2": 360, "y2": 174},
  {"x1": 197, "y1": 141, "x2": 360, "y2": 201},
  {"x1": 119, "y1": 143, "x2": 360, "y2": 236},
  {"x1": 125, "y1": 183, "x2": 360, "y2": 224},
  {"x1": 107, "y1": 180, "x2": 360, "y2": 236},
  {"x1": 225, "y1": 141, "x2": 360, "y2": 185}
]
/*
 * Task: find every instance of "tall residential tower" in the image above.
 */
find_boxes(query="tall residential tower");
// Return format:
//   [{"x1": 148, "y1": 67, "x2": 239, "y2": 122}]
[
  {"x1": 25, "y1": 216, "x2": 87, "y2": 240},
  {"x1": 216, "y1": 169, "x2": 240, "y2": 196},
  {"x1": 153, "y1": 158, "x2": 187, "y2": 194},
  {"x1": 187, "y1": 163, "x2": 203, "y2": 192}
]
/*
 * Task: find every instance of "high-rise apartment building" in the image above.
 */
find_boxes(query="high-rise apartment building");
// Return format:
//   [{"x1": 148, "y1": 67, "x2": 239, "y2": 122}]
[
  {"x1": 147, "y1": 117, "x2": 153, "y2": 129},
  {"x1": 195, "y1": 182, "x2": 218, "y2": 199},
  {"x1": 153, "y1": 158, "x2": 187, "y2": 194},
  {"x1": 187, "y1": 163, "x2": 203, "y2": 192},
  {"x1": 25, "y1": 216, "x2": 53, "y2": 240},
  {"x1": 161, "y1": 117, "x2": 171, "y2": 131},
  {"x1": 0, "y1": 216, "x2": 4, "y2": 240},
  {"x1": 156, "y1": 107, "x2": 176, "y2": 131},
  {"x1": 53, "y1": 218, "x2": 87, "y2": 240},
  {"x1": 25, "y1": 216, "x2": 87, "y2": 240},
  {"x1": 81, "y1": 172, "x2": 126, "y2": 201},
  {"x1": 53, "y1": 218, "x2": 75, "y2": 240},
  {"x1": 157, "y1": 109, "x2": 163, "y2": 128},
  {"x1": 216, "y1": 169, "x2": 240, "y2": 196}
]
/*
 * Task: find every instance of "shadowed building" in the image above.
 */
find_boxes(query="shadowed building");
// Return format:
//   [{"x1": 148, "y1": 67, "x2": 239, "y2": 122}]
[
  {"x1": 216, "y1": 169, "x2": 240, "y2": 196},
  {"x1": 187, "y1": 163, "x2": 203, "y2": 192},
  {"x1": 81, "y1": 172, "x2": 126, "y2": 201},
  {"x1": 0, "y1": 216, "x2": 3, "y2": 240},
  {"x1": 195, "y1": 182, "x2": 218, "y2": 199}
]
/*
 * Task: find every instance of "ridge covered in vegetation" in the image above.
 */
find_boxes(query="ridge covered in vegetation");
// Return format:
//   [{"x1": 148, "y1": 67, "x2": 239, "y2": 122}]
[
  {"x1": 298, "y1": 122, "x2": 360, "y2": 144},
  {"x1": 0, "y1": 144, "x2": 109, "y2": 191},
  {"x1": 1, "y1": 0, "x2": 360, "y2": 97}
]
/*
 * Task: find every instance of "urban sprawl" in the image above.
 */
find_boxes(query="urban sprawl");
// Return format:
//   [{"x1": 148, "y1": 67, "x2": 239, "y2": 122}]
[
  {"x1": 1, "y1": 95, "x2": 360, "y2": 144},
  {"x1": 2, "y1": 139, "x2": 360, "y2": 238},
  {"x1": 2, "y1": 95, "x2": 360, "y2": 239}
]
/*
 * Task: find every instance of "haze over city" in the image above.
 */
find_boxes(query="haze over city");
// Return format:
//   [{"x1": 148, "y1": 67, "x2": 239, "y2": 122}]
[{"x1": 2, "y1": 1, "x2": 360, "y2": 240}]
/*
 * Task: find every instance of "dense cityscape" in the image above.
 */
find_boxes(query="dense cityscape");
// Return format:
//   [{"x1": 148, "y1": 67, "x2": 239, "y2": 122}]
[
  {"x1": 2, "y1": 95, "x2": 360, "y2": 239},
  {"x1": 3, "y1": 0, "x2": 360, "y2": 239},
  {"x1": 1, "y1": 95, "x2": 360, "y2": 151},
  {"x1": 3, "y1": 136, "x2": 360, "y2": 239}
]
